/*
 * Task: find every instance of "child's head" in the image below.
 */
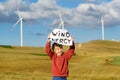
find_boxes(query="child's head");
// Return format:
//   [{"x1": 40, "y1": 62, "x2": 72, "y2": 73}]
[{"x1": 52, "y1": 43, "x2": 63, "y2": 56}]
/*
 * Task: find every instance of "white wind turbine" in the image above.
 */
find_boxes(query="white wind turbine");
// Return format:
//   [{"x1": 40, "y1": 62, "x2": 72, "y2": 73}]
[
  {"x1": 58, "y1": 13, "x2": 64, "y2": 29},
  {"x1": 101, "y1": 16, "x2": 105, "y2": 40},
  {"x1": 10, "y1": 8, "x2": 24, "y2": 47}
]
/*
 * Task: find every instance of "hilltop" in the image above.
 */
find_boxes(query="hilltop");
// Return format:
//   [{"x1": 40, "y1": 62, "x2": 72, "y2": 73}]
[
  {"x1": 75, "y1": 40, "x2": 120, "y2": 54},
  {"x1": 1, "y1": 40, "x2": 120, "y2": 54}
]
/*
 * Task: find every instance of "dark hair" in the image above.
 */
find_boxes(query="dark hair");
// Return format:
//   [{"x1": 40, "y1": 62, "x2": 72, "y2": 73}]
[{"x1": 52, "y1": 43, "x2": 63, "y2": 51}]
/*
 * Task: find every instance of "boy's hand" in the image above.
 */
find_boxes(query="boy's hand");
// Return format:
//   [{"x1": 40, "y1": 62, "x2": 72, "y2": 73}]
[
  {"x1": 47, "y1": 34, "x2": 51, "y2": 42},
  {"x1": 71, "y1": 36, "x2": 74, "y2": 42}
]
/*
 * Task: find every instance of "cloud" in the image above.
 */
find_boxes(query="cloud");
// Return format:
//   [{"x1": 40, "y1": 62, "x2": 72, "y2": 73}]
[
  {"x1": 69, "y1": 3, "x2": 107, "y2": 28},
  {"x1": 18, "y1": 0, "x2": 59, "y2": 20},
  {"x1": 63, "y1": 0, "x2": 120, "y2": 28},
  {"x1": 105, "y1": 0, "x2": 120, "y2": 26},
  {"x1": 84, "y1": 0, "x2": 112, "y2": 4},
  {"x1": 0, "y1": 0, "x2": 120, "y2": 28}
]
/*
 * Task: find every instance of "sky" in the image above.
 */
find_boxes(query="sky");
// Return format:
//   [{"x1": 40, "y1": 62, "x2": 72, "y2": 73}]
[{"x1": 0, "y1": 0, "x2": 120, "y2": 47}]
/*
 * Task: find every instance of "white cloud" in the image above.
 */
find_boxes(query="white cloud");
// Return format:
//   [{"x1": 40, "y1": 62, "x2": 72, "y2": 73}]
[
  {"x1": 18, "y1": 0, "x2": 59, "y2": 20},
  {"x1": 0, "y1": 4, "x2": 4, "y2": 10},
  {"x1": 85, "y1": 0, "x2": 97, "y2": 3},
  {"x1": 66, "y1": 0, "x2": 120, "y2": 28},
  {"x1": 102, "y1": 0, "x2": 120, "y2": 26},
  {"x1": 0, "y1": 0, "x2": 120, "y2": 28}
]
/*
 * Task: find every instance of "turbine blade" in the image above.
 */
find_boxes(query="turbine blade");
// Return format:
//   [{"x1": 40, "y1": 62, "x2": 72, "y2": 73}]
[
  {"x1": 64, "y1": 21, "x2": 70, "y2": 26},
  {"x1": 16, "y1": 8, "x2": 21, "y2": 18},
  {"x1": 58, "y1": 13, "x2": 64, "y2": 29},
  {"x1": 49, "y1": 21, "x2": 58, "y2": 27},
  {"x1": 59, "y1": 13, "x2": 63, "y2": 23},
  {"x1": 10, "y1": 19, "x2": 21, "y2": 31},
  {"x1": 58, "y1": 23, "x2": 62, "y2": 28}
]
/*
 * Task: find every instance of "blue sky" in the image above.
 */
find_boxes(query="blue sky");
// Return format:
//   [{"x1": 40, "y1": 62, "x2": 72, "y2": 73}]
[{"x1": 0, "y1": 0, "x2": 120, "y2": 47}]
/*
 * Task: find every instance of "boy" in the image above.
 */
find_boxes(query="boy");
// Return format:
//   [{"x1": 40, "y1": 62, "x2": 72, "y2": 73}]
[{"x1": 46, "y1": 35, "x2": 75, "y2": 80}]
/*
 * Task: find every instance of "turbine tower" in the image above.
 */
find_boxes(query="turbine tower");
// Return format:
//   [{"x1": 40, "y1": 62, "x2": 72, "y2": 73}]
[
  {"x1": 101, "y1": 16, "x2": 105, "y2": 40},
  {"x1": 11, "y1": 8, "x2": 23, "y2": 47}
]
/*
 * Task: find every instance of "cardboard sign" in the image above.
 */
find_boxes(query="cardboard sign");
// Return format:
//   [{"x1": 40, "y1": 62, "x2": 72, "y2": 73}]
[{"x1": 49, "y1": 29, "x2": 72, "y2": 46}]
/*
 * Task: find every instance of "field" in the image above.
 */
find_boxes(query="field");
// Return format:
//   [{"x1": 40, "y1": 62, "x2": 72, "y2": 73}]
[{"x1": 0, "y1": 40, "x2": 120, "y2": 80}]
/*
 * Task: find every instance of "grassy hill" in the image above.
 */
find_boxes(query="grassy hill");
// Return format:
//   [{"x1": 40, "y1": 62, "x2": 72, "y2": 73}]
[{"x1": 0, "y1": 40, "x2": 120, "y2": 80}]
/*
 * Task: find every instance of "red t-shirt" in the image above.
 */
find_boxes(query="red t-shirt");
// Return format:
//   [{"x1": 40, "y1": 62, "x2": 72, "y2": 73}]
[{"x1": 45, "y1": 42, "x2": 75, "y2": 77}]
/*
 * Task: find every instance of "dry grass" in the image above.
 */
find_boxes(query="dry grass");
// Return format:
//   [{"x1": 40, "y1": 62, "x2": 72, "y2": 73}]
[{"x1": 0, "y1": 40, "x2": 120, "y2": 80}]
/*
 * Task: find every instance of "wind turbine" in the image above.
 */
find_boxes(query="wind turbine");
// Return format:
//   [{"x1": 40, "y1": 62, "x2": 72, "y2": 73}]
[
  {"x1": 49, "y1": 12, "x2": 70, "y2": 30},
  {"x1": 58, "y1": 13, "x2": 64, "y2": 29},
  {"x1": 101, "y1": 16, "x2": 105, "y2": 40},
  {"x1": 10, "y1": 8, "x2": 24, "y2": 47}
]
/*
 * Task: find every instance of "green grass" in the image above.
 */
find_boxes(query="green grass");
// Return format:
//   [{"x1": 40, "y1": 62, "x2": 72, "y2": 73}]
[
  {"x1": 1, "y1": 40, "x2": 120, "y2": 80},
  {"x1": 108, "y1": 56, "x2": 120, "y2": 66}
]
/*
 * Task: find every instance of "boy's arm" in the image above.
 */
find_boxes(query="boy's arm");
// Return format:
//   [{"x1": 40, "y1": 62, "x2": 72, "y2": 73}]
[
  {"x1": 45, "y1": 38, "x2": 53, "y2": 59},
  {"x1": 65, "y1": 41, "x2": 75, "y2": 60}
]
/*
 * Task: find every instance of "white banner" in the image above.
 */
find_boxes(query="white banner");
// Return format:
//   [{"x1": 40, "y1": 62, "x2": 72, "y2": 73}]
[{"x1": 49, "y1": 29, "x2": 72, "y2": 46}]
